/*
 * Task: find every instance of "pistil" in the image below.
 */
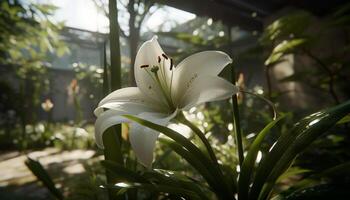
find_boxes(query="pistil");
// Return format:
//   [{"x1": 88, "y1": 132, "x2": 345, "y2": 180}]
[{"x1": 151, "y1": 66, "x2": 175, "y2": 110}]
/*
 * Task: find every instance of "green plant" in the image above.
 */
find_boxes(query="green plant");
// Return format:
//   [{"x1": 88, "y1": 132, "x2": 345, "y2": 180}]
[
  {"x1": 260, "y1": 7, "x2": 350, "y2": 104},
  {"x1": 0, "y1": 0, "x2": 68, "y2": 150},
  {"x1": 25, "y1": 157, "x2": 63, "y2": 200},
  {"x1": 93, "y1": 2, "x2": 350, "y2": 199}
]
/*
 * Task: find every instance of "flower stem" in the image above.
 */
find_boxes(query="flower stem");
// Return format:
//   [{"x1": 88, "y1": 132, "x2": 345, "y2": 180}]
[
  {"x1": 106, "y1": 0, "x2": 124, "y2": 199},
  {"x1": 231, "y1": 64, "x2": 244, "y2": 167}
]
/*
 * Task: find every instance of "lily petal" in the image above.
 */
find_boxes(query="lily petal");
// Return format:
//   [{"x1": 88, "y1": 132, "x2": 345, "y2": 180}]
[
  {"x1": 172, "y1": 51, "x2": 232, "y2": 104},
  {"x1": 179, "y1": 76, "x2": 239, "y2": 110},
  {"x1": 129, "y1": 110, "x2": 178, "y2": 168},
  {"x1": 129, "y1": 122, "x2": 159, "y2": 168},
  {"x1": 94, "y1": 110, "x2": 129, "y2": 148},
  {"x1": 134, "y1": 36, "x2": 170, "y2": 104},
  {"x1": 94, "y1": 87, "x2": 163, "y2": 116}
]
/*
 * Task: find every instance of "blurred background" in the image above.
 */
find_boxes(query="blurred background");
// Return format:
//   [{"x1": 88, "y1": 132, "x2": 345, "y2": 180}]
[{"x1": 0, "y1": 0, "x2": 349, "y2": 199}]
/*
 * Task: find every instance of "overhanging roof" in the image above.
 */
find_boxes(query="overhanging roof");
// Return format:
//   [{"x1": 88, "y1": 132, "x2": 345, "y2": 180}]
[{"x1": 155, "y1": 0, "x2": 348, "y2": 31}]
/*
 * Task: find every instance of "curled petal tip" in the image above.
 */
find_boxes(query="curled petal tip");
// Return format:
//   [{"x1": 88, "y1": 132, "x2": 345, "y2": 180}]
[
  {"x1": 93, "y1": 107, "x2": 102, "y2": 117},
  {"x1": 217, "y1": 51, "x2": 233, "y2": 64},
  {"x1": 151, "y1": 35, "x2": 158, "y2": 41},
  {"x1": 225, "y1": 54, "x2": 233, "y2": 64}
]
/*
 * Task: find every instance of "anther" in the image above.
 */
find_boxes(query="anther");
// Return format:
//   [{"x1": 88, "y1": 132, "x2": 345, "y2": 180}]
[
  {"x1": 170, "y1": 58, "x2": 174, "y2": 70},
  {"x1": 140, "y1": 65, "x2": 149, "y2": 68},
  {"x1": 157, "y1": 56, "x2": 161, "y2": 63},
  {"x1": 162, "y1": 53, "x2": 168, "y2": 60}
]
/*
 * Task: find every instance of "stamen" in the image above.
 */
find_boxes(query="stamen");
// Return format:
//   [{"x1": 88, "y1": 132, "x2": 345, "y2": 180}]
[
  {"x1": 140, "y1": 65, "x2": 149, "y2": 68},
  {"x1": 151, "y1": 66, "x2": 159, "y2": 73},
  {"x1": 162, "y1": 53, "x2": 168, "y2": 60},
  {"x1": 157, "y1": 56, "x2": 161, "y2": 63},
  {"x1": 170, "y1": 58, "x2": 174, "y2": 71}
]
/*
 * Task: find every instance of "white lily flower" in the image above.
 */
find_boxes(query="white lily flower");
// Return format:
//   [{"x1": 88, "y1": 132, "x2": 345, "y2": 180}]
[{"x1": 94, "y1": 36, "x2": 238, "y2": 167}]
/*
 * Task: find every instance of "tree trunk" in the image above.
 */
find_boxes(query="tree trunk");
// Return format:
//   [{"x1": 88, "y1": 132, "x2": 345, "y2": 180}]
[
  {"x1": 128, "y1": 30, "x2": 139, "y2": 86},
  {"x1": 128, "y1": 0, "x2": 138, "y2": 86}
]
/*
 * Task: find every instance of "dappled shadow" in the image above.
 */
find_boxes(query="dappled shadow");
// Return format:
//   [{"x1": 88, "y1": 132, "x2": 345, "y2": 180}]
[{"x1": 0, "y1": 148, "x2": 99, "y2": 199}]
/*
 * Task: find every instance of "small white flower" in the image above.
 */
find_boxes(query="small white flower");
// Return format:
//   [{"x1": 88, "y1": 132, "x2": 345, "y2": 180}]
[
  {"x1": 94, "y1": 36, "x2": 238, "y2": 167},
  {"x1": 41, "y1": 99, "x2": 54, "y2": 112}
]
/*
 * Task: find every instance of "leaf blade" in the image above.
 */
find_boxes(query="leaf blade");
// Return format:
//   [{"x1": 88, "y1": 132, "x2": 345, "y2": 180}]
[
  {"x1": 249, "y1": 100, "x2": 350, "y2": 200},
  {"x1": 238, "y1": 115, "x2": 285, "y2": 200}
]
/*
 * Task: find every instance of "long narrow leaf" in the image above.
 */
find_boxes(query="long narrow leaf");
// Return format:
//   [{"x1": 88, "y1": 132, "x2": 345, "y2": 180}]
[
  {"x1": 160, "y1": 139, "x2": 220, "y2": 199},
  {"x1": 106, "y1": 182, "x2": 202, "y2": 200},
  {"x1": 288, "y1": 161, "x2": 350, "y2": 190},
  {"x1": 101, "y1": 160, "x2": 209, "y2": 200},
  {"x1": 283, "y1": 183, "x2": 350, "y2": 200},
  {"x1": 259, "y1": 100, "x2": 350, "y2": 200},
  {"x1": 101, "y1": 160, "x2": 148, "y2": 183},
  {"x1": 124, "y1": 115, "x2": 234, "y2": 200},
  {"x1": 249, "y1": 100, "x2": 350, "y2": 200},
  {"x1": 238, "y1": 115, "x2": 285, "y2": 200},
  {"x1": 249, "y1": 113, "x2": 326, "y2": 199},
  {"x1": 144, "y1": 168, "x2": 211, "y2": 200},
  {"x1": 25, "y1": 157, "x2": 63, "y2": 200}
]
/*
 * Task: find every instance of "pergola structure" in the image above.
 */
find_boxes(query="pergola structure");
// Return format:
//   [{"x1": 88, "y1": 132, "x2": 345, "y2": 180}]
[{"x1": 155, "y1": 0, "x2": 348, "y2": 31}]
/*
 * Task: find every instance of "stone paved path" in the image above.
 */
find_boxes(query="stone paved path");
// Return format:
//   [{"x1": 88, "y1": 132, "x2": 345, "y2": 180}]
[{"x1": 0, "y1": 148, "x2": 96, "y2": 199}]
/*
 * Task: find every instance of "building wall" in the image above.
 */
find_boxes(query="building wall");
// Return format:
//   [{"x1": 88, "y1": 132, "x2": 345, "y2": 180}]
[
  {"x1": 263, "y1": 7, "x2": 350, "y2": 112},
  {"x1": 38, "y1": 28, "x2": 106, "y2": 122}
]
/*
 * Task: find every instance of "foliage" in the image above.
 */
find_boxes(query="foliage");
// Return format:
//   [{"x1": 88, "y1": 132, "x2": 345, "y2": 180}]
[
  {"x1": 0, "y1": 121, "x2": 95, "y2": 150},
  {"x1": 157, "y1": 18, "x2": 233, "y2": 61},
  {"x1": 260, "y1": 6, "x2": 350, "y2": 104},
  {"x1": 93, "y1": 0, "x2": 158, "y2": 85},
  {"x1": 102, "y1": 100, "x2": 350, "y2": 200},
  {"x1": 72, "y1": 62, "x2": 105, "y2": 124},
  {"x1": 0, "y1": 0, "x2": 68, "y2": 150},
  {"x1": 25, "y1": 157, "x2": 63, "y2": 200},
  {"x1": 1, "y1": 1, "x2": 350, "y2": 200},
  {"x1": 91, "y1": 5, "x2": 350, "y2": 200}
]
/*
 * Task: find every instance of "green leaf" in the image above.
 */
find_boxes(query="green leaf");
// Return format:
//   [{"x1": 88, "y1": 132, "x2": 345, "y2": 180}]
[
  {"x1": 238, "y1": 115, "x2": 285, "y2": 200},
  {"x1": 101, "y1": 160, "x2": 148, "y2": 183},
  {"x1": 25, "y1": 157, "x2": 63, "y2": 200},
  {"x1": 276, "y1": 167, "x2": 311, "y2": 183},
  {"x1": 176, "y1": 112, "x2": 221, "y2": 170},
  {"x1": 249, "y1": 100, "x2": 350, "y2": 200},
  {"x1": 144, "y1": 168, "x2": 211, "y2": 200},
  {"x1": 283, "y1": 183, "x2": 350, "y2": 200},
  {"x1": 124, "y1": 115, "x2": 234, "y2": 200},
  {"x1": 336, "y1": 114, "x2": 350, "y2": 124},
  {"x1": 106, "y1": 182, "x2": 203, "y2": 200},
  {"x1": 157, "y1": 32, "x2": 206, "y2": 46},
  {"x1": 260, "y1": 11, "x2": 312, "y2": 44},
  {"x1": 265, "y1": 39, "x2": 307, "y2": 66},
  {"x1": 332, "y1": 2, "x2": 350, "y2": 18},
  {"x1": 160, "y1": 139, "x2": 219, "y2": 195},
  {"x1": 101, "y1": 160, "x2": 210, "y2": 200},
  {"x1": 317, "y1": 161, "x2": 350, "y2": 178},
  {"x1": 288, "y1": 161, "x2": 350, "y2": 190}
]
